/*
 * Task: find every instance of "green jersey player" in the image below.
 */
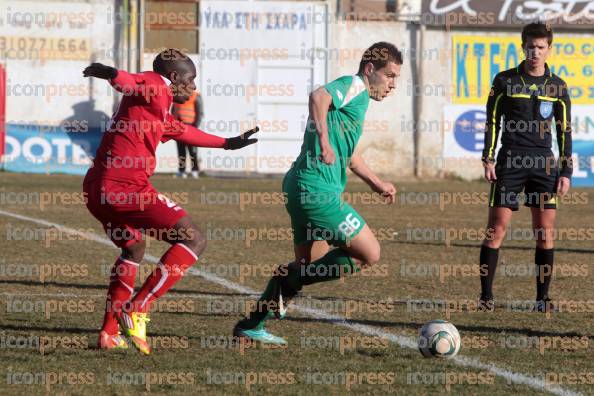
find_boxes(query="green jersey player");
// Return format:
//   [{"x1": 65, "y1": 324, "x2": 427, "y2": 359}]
[{"x1": 234, "y1": 42, "x2": 403, "y2": 344}]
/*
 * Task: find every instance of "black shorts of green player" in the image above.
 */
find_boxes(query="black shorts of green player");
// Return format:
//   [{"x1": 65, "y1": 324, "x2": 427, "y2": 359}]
[{"x1": 482, "y1": 61, "x2": 573, "y2": 211}]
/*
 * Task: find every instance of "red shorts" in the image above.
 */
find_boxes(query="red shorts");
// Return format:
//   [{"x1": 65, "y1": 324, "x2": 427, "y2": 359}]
[{"x1": 83, "y1": 178, "x2": 188, "y2": 248}]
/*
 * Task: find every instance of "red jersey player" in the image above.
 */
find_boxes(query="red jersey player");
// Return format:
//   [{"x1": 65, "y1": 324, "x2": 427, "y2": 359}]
[{"x1": 83, "y1": 49, "x2": 258, "y2": 354}]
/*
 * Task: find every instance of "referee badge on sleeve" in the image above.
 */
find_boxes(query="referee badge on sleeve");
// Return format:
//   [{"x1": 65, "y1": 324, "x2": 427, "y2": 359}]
[{"x1": 539, "y1": 101, "x2": 553, "y2": 118}]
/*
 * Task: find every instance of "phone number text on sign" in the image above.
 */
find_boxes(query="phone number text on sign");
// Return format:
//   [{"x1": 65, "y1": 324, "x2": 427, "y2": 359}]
[{"x1": 0, "y1": 36, "x2": 90, "y2": 61}]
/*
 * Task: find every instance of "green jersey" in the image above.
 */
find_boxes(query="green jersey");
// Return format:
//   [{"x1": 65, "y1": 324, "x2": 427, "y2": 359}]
[{"x1": 287, "y1": 74, "x2": 370, "y2": 193}]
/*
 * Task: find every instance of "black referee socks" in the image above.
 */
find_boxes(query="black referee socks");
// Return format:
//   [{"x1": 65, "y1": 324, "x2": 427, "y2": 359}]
[
  {"x1": 535, "y1": 247, "x2": 554, "y2": 301},
  {"x1": 479, "y1": 245, "x2": 499, "y2": 301}
]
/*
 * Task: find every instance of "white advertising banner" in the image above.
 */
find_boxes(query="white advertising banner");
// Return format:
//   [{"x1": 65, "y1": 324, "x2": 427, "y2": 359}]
[
  {"x1": 0, "y1": 1, "x2": 115, "y2": 126},
  {"x1": 198, "y1": 0, "x2": 327, "y2": 174}
]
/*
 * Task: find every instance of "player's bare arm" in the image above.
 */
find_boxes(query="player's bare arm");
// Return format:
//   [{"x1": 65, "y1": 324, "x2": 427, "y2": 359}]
[
  {"x1": 349, "y1": 153, "x2": 396, "y2": 204},
  {"x1": 308, "y1": 87, "x2": 335, "y2": 164}
]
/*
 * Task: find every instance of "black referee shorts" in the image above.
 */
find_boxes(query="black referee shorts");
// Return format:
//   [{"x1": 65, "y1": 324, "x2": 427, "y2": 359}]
[{"x1": 489, "y1": 148, "x2": 558, "y2": 211}]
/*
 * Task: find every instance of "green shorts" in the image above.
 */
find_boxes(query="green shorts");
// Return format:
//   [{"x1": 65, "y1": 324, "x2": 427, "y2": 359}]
[{"x1": 282, "y1": 175, "x2": 366, "y2": 246}]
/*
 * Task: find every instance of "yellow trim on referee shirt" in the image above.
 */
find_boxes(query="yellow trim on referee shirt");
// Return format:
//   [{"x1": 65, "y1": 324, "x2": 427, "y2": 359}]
[
  {"x1": 559, "y1": 99, "x2": 567, "y2": 154},
  {"x1": 509, "y1": 94, "x2": 557, "y2": 102},
  {"x1": 510, "y1": 94, "x2": 531, "y2": 99},
  {"x1": 488, "y1": 93, "x2": 503, "y2": 158},
  {"x1": 537, "y1": 96, "x2": 558, "y2": 102}
]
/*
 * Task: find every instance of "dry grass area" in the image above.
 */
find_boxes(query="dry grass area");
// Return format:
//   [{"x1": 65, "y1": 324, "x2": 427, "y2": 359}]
[{"x1": 0, "y1": 172, "x2": 593, "y2": 395}]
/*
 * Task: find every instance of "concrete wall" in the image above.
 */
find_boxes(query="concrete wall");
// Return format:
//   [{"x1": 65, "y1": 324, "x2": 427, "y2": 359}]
[
  {"x1": 329, "y1": 19, "x2": 416, "y2": 178},
  {"x1": 1, "y1": 0, "x2": 117, "y2": 128},
  {"x1": 419, "y1": 27, "x2": 464, "y2": 179}
]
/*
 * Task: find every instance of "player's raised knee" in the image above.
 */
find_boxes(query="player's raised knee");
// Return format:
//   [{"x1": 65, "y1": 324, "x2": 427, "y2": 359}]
[
  {"x1": 362, "y1": 245, "x2": 381, "y2": 266},
  {"x1": 171, "y1": 216, "x2": 207, "y2": 256},
  {"x1": 183, "y1": 227, "x2": 207, "y2": 256},
  {"x1": 121, "y1": 240, "x2": 146, "y2": 263},
  {"x1": 369, "y1": 247, "x2": 381, "y2": 265}
]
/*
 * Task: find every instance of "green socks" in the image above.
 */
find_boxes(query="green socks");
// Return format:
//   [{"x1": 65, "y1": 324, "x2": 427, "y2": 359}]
[
  {"x1": 242, "y1": 249, "x2": 359, "y2": 328},
  {"x1": 298, "y1": 248, "x2": 360, "y2": 286}
]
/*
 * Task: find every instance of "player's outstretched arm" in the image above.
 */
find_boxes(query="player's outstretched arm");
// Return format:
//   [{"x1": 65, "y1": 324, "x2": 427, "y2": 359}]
[
  {"x1": 83, "y1": 63, "x2": 139, "y2": 94},
  {"x1": 309, "y1": 87, "x2": 335, "y2": 164},
  {"x1": 173, "y1": 122, "x2": 258, "y2": 150},
  {"x1": 349, "y1": 153, "x2": 396, "y2": 204}
]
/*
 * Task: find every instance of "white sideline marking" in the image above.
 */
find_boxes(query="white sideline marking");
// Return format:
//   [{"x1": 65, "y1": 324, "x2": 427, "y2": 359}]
[
  {"x1": 0, "y1": 209, "x2": 581, "y2": 396},
  {"x1": 0, "y1": 292, "x2": 248, "y2": 300}
]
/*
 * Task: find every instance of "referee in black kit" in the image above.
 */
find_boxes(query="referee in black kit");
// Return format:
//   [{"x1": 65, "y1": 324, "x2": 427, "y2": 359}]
[{"x1": 478, "y1": 22, "x2": 572, "y2": 313}]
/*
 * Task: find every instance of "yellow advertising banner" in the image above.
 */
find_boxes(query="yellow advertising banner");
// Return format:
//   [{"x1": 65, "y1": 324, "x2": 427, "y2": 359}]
[{"x1": 452, "y1": 35, "x2": 594, "y2": 105}]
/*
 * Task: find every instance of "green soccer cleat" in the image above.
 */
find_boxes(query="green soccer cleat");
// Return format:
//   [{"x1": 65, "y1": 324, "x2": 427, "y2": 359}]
[{"x1": 233, "y1": 320, "x2": 287, "y2": 346}]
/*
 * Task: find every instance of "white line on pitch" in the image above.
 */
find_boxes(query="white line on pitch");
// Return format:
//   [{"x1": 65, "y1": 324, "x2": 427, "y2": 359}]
[
  {"x1": 0, "y1": 209, "x2": 582, "y2": 396},
  {"x1": 0, "y1": 292, "x2": 246, "y2": 300}
]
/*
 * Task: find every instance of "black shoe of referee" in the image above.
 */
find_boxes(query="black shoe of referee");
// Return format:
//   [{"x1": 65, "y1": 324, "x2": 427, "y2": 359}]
[
  {"x1": 534, "y1": 298, "x2": 557, "y2": 313},
  {"x1": 478, "y1": 296, "x2": 495, "y2": 312}
]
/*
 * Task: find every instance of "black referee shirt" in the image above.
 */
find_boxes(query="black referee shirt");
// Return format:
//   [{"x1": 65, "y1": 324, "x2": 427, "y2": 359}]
[{"x1": 482, "y1": 61, "x2": 572, "y2": 177}]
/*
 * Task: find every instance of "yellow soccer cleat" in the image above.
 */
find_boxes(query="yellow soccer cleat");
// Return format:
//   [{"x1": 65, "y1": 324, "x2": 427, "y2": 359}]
[
  {"x1": 97, "y1": 330, "x2": 129, "y2": 350},
  {"x1": 118, "y1": 311, "x2": 151, "y2": 355}
]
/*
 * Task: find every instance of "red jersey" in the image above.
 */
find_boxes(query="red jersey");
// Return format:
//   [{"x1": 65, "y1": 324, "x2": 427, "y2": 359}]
[{"x1": 86, "y1": 70, "x2": 225, "y2": 185}]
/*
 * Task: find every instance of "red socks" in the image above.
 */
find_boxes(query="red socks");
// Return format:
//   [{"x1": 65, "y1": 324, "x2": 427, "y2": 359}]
[
  {"x1": 101, "y1": 257, "x2": 138, "y2": 335},
  {"x1": 130, "y1": 244, "x2": 198, "y2": 313}
]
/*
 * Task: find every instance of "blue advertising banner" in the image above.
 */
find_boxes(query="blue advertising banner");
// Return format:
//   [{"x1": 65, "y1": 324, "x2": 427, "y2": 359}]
[
  {"x1": 443, "y1": 104, "x2": 594, "y2": 186},
  {"x1": 2, "y1": 123, "x2": 102, "y2": 175},
  {"x1": 571, "y1": 140, "x2": 594, "y2": 187}
]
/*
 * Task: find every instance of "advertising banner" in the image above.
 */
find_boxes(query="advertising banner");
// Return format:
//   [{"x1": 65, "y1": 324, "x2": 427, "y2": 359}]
[
  {"x1": 422, "y1": 0, "x2": 594, "y2": 29},
  {"x1": 443, "y1": 104, "x2": 594, "y2": 185},
  {"x1": 3, "y1": 123, "x2": 101, "y2": 175},
  {"x1": 452, "y1": 35, "x2": 594, "y2": 105}
]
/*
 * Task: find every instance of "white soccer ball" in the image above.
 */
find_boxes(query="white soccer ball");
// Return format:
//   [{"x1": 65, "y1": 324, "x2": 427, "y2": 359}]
[{"x1": 418, "y1": 320, "x2": 461, "y2": 358}]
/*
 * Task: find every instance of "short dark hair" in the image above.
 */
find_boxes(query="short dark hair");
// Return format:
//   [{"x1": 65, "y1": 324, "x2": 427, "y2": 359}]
[
  {"x1": 153, "y1": 48, "x2": 194, "y2": 76},
  {"x1": 358, "y1": 42, "x2": 403, "y2": 74},
  {"x1": 521, "y1": 22, "x2": 553, "y2": 46}
]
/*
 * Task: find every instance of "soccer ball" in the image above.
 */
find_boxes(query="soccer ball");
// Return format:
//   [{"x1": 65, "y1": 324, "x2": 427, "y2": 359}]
[{"x1": 418, "y1": 320, "x2": 461, "y2": 358}]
